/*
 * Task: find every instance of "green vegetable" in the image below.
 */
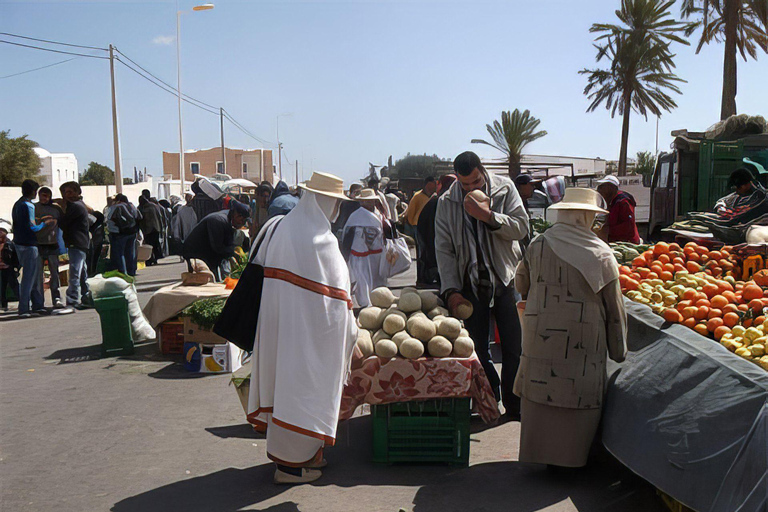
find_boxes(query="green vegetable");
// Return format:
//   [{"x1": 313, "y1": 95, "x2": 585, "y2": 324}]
[
  {"x1": 228, "y1": 251, "x2": 249, "y2": 279},
  {"x1": 531, "y1": 218, "x2": 552, "y2": 234},
  {"x1": 183, "y1": 297, "x2": 227, "y2": 330}
]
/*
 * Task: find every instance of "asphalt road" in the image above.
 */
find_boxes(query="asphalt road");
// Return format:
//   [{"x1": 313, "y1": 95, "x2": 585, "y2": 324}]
[{"x1": 0, "y1": 257, "x2": 665, "y2": 512}]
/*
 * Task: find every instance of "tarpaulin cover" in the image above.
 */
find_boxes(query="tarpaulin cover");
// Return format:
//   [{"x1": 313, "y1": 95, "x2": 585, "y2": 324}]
[{"x1": 602, "y1": 300, "x2": 767, "y2": 512}]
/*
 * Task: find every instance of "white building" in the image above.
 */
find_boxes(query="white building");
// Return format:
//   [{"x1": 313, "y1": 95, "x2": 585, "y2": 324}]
[{"x1": 33, "y1": 147, "x2": 78, "y2": 191}]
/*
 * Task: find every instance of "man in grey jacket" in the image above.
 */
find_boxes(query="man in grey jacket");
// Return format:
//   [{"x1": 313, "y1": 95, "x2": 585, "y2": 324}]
[
  {"x1": 35, "y1": 187, "x2": 63, "y2": 308},
  {"x1": 435, "y1": 151, "x2": 529, "y2": 419}
]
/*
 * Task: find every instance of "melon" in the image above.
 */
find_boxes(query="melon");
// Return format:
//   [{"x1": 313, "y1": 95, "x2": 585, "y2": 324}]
[
  {"x1": 399, "y1": 338, "x2": 425, "y2": 359},
  {"x1": 437, "y1": 317, "x2": 462, "y2": 340},
  {"x1": 452, "y1": 337, "x2": 474, "y2": 358},
  {"x1": 370, "y1": 287, "x2": 396, "y2": 308},
  {"x1": 359, "y1": 307, "x2": 384, "y2": 330},
  {"x1": 427, "y1": 336, "x2": 453, "y2": 357},
  {"x1": 375, "y1": 339, "x2": 398, "y2": 358}
]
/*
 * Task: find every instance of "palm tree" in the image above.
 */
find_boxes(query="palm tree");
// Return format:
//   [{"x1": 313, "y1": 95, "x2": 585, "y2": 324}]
[
  {"x1": 580, "y1": 0, "x2": 689, "y2": 175},
  {"x1": 681, "y1": 0, "x2": 768, "y2": 120},
  {"x1": 471, "y1": 109, "x2": 547, "y2": 178}
]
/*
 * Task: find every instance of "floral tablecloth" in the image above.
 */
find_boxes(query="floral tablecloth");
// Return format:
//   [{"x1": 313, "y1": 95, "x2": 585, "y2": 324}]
[{"x1": 340, "y1": 354, "x2": 501, "y2": 424}]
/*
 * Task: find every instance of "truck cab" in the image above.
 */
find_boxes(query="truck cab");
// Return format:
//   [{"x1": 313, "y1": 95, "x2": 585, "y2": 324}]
[{"x1": 648, "y1": 152, "x2": 676, "y2": 240}]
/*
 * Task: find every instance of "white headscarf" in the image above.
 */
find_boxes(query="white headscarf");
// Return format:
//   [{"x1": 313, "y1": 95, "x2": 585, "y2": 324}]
[{"x1": 543, "y1": 210, "x2": 619, "y2": 293}]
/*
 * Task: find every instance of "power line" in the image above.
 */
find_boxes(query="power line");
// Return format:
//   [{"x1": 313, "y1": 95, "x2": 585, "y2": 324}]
[
  {"x1": 0, "y1": 39, "x2": 108, "y2": 59},
  {"x1": 115, "y1": 56, "x2": 219, "y2": 116},
  {"x1": 114, "y1": 47, "x2": 219, "y2": 112},
  {"x1": 0, "y1": 57, "x2": 78, "y2": 80},
  {"x1": 0, "y1": 32, "x2": 107, "y2": 51},
  {"x1": 223, "y1": 109, "x2": 274, "y2": 146}
]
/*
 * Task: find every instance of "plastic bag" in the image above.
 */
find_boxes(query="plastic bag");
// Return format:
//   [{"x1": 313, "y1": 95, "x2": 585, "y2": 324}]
[{"x1": 123, "y1": 286, "x2": 156, "y2": 342}]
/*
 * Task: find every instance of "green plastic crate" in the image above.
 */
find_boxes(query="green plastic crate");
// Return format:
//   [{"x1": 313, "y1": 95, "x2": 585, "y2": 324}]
[
  {"x1": 94, "y1": 296, "x2": 134, "y2": 357},
  {"x1": 372, "y1": 397, "x2": 470, "y2": 466}
]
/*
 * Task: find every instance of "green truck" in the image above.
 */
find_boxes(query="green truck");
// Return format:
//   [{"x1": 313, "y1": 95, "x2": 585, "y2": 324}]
[{"x1": 648, "y1": 132, "x2": 768, "y2": 240}]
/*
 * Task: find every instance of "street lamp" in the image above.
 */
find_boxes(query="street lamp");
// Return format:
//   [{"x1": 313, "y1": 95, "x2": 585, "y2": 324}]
[
  {"x1": 177, "y1": 2, "x2": 214, "y2": 197},
  {"x1": 276, "y1": 112, "x2": 292, "y2": 181}
]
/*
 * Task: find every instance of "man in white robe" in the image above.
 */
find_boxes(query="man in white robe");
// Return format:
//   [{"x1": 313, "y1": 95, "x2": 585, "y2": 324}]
[
  {"x1": 341, "y1": 189, "x2": 388, "y2": 307},
  {"x1": 247, "y1": 172, "x2": 357, "y2": 484}
]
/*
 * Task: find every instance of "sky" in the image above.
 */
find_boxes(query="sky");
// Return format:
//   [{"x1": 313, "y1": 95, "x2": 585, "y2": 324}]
[{"x1": 1, "y1": 0, "x2": 767, "y2": 187}]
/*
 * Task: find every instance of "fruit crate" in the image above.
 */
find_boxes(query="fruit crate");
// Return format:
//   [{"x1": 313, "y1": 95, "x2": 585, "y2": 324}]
[
  {"x1": 372, "y1": 397, "x2": 470, "y2": 466},
  {"x1": 94, "y1": 296, "x2": 134, "y2": 357},
  {"x1": 159, "y1": 319, "x2": 185, "y2": 355}
]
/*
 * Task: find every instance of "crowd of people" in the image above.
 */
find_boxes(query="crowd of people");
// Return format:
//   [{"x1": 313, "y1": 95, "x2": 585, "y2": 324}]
[{"x1": 2, "y1": 176, "x2": 314, "y2": 319}]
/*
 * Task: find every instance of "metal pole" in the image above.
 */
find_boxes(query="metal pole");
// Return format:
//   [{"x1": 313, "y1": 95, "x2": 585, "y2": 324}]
[
  {"x1": 108, "y1": 44, "x2": 123, "y2": 193},
  {"x1": 176, "y1": 7, "x2": 185, "y2": 196},
  {"x1": 277, "y1": 116, "x2": 282, "y2": 181},
  {"x1": 295, "y1": 160, "x2": 298, "y2": 187},
  {"x1": 655, "y1": 116, "x2": 660, "y2": 156},
  {"x1": 220, "y1": 107, "x2": 226, "y2": 174}
]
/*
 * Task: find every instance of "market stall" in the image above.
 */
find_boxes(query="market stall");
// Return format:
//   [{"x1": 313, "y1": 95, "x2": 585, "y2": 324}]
[{"x1": 604, "y1": 239, "x2": 768, "y2": 512}]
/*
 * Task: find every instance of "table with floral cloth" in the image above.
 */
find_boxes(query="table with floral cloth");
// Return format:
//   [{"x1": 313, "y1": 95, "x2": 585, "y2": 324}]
[{"x1": 340, "y1": 354, "x2": 501, "y2": 424}]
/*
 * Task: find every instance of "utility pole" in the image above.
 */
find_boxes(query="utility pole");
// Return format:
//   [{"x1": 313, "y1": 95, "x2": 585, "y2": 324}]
[
  {"x1": 295, "y1": 160, "x2": 299, "y2": 187},
  {"x1": 176, "y1": 7, "x2": 185, "y2": 196},
  {"x1": 108, "y1": 44, "x2": 123, "y2": 193},
  {"x1": 655, "y1": 116, "x2": 660, "y2": 156},
  {"x1": 220, "y1": 107, "x2": 226, "y2": 175}
]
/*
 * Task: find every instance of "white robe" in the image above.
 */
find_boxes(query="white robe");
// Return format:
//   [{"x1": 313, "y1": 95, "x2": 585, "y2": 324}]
[
  {"x1": 247, "y1": 193, "x2": 358, "y2": 466},
  {"x1": 343, "y1": 207, "x2": 387, "y2": 307}
]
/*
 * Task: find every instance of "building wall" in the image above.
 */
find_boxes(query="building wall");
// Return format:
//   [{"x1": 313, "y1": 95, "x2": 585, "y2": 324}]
[
  {"x1": 36, "y1": 153, "x2": 79, "y2": 190},
  {"x1": 163, "y1": 148, "x2": 274, "y2": 184}
]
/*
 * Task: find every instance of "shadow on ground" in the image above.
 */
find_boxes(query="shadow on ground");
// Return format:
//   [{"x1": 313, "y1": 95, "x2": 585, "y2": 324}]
[
  {"x1": 112, "y1": 416, "x2": 662, "y2": 512},
  {"x1": 205, "y1": 424, "x2": 265, "y2": 440}
]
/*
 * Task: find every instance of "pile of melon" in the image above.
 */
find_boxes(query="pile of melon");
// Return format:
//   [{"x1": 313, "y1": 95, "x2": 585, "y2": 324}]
[{"x1": 356, "y1": 287, "x2": 475, "y2": 360}]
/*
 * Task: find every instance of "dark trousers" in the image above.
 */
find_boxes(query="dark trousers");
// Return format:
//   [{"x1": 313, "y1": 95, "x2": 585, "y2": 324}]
[
  {"x1": 0, "y1": 267, "x2": 19, "y2": 308},
  {"x1": 110, "y1": 234, "x2": 137, "y2": 276},
  {"x1": 145, "y1": 231, "x2": 162, "y2": 266},
  {"x1": 462, "y1": 283, "x2": 522, "y2": 415}
]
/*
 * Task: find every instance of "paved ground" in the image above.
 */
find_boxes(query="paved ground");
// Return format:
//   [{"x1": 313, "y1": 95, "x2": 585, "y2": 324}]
[{"x1": 0, "y1": 258, "x2": 666, "y2": 512}]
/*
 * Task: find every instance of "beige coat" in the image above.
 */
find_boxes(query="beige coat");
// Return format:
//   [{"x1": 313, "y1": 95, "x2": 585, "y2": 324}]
[{"x1": 513, "y1": 236, "x2": 627, "y2": 410}]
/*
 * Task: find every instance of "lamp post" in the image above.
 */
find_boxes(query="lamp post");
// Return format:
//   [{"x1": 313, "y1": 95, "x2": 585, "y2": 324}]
[
  {"x1": 177, "y1": 2, "x2": 214, "y2": 197},
  {"x1": 276, "y1": 112, "x2": 292, "y2": 181}
]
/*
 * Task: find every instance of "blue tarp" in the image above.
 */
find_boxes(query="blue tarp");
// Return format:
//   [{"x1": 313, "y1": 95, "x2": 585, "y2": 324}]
[{"x1": 603, "y1": 300, "x2": 768, "y2": 512}]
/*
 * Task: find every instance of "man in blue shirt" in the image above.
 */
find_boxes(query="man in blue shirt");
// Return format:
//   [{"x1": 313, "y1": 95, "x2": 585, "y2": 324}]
[{"x1": 11, "y1": 179, "x2": 56, "y2": 318}]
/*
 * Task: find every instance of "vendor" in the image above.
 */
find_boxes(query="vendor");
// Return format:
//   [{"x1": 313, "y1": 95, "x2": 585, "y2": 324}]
[
  {"x1": 715, "y1": 167, "x2": 765, "y2": 215},
  {"x1": 596, "y1": 175, "x2": 640, "y2": 244},
  {"x1": 514, "y1": 187, "x2": 627, "y2": 468},
  {"x1": 182, "y1": 201, "x2": 249, "y2": 281}
]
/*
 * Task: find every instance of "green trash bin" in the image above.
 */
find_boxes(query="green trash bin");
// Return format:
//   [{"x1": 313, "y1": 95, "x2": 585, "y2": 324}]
[{"x1": 94, "y1": 296, "x2": 134, "y2": 357}]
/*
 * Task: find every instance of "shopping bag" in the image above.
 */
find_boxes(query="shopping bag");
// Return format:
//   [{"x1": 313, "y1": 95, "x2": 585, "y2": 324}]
[{"x1": 380, "y1": 236, "x2": 411, "y2": 278}]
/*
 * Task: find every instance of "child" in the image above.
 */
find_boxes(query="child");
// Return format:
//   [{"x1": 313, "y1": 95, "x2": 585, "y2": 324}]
[{"x1": 0, "y1": 228, "x2": 21, "y2": 312}]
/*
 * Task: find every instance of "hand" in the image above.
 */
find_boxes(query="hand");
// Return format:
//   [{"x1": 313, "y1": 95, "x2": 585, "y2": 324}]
[
  {"x1": 463, "y1": 191, "x2": 492, "y2": 223},
  {"x1": 44, "y1": 218, "x2": 57, "y2": 227},
  {"x1": 447, "y1": 291, "x2": 470, "y2": 317}
]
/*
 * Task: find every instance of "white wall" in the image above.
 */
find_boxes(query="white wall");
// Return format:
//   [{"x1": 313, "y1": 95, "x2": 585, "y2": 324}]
[{"x1": 0, "y1": 177, "x2": 155, "y2": 228}]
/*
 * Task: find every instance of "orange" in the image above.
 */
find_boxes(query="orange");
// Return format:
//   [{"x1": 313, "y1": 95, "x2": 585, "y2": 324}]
[
  {"x1": 632, "y1": 256, "x2": 647, "y2": 268},
  {"x1": 637, "y1": 268, "x2": 651, "y2": 279},
  {"x1": 694, "y1": 306, "x2": 710, "y2": 321},
  {"x1": 702, "y1": 283, "x2": 720, "y2": 298},
  {"x1": 748, "y1": 299, "x2": 764, "y2": 313},
  {"x1": 647, "y1": 272, "x2": 659, "y2": 280},
  {"x1": 710, "y1": 295, "x2": 729, "y2": 309},
  {"x1": 682, "y1": 307, "x2": 698, "y2": 319},
  {"x1": 657, "y1": 254, "x2": 671, "y2": 264},
  {"x1": 695, "y1": 298, "x2": 711, "y2": 307},
  {"x1": 687, "y1": 261, "x2": 702, "y2": 273},
  {"x1": 723, "y1": 304, "x2": 740, "y2": 314},
  {"x1": 695, "y1": 245, "x2": 709, "y2": 255},
  {"x1": 708, "y1": 251, "x2": 723, "y2": 260},
  {"x1": 694, "y1": 323, "x2": 710, "y2": 337},
  {"x1": 707, "y1": 308, "x2": 723, "y2": 320},
  {"x1": 624, "y1": 279, "x2": 639, "y2": 291},
  {"x1": 716, "y1": 280, "x2": 734, "y2": 293},
  {"x1": 723, "y1": 312, "x2": 740, "y2": 327},
  {"x1": 669, "y1": 243, "x2": 682, "y2": 252},
  {"x1": 674, "y1": 263, "x2": 686, "y2": 273},
  {"x1": 743, "y1": 284, "x2": 763, "y2": 301},
  {"x1": 687, "y1": 252, "x2": 701, "y2": 263},
  {"x1": 663, "y1": 263, "x2": 675, "y2": 273},
  {"x1": 755, "y1": 315, "x2": 766, "y2": 325},
  {"x1": 707, "y1": 317, "x2": 724, "y2": 332},
  {"x1": 653, "y1": 242, "x2": 670, "y2": 256},
  {"x1": 663, "y1": 308, "x2": 683, "y2": 323},
  {"x1": 738, "y1": 304, "x2": 749, "y2": 312},
  {"x1": 676, "y1": 300, "x2": 693, "y2": 312},
  {"x1": 683, "y1": 317, "x2": 697, "y2": 329},
  {"x1": 660, "y1": 271, "x2": 674, "y2": 282},
  {"x1": 714, "y1": 325, "x2": 731, "y2": 341},
  {"x1": 722, "y1": 291, "x2": 738, "y2": 303}
]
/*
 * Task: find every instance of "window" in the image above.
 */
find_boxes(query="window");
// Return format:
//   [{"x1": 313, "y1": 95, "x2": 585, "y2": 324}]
[
  {"x1": 216, "y1": 161, "x2": 224, "y2": 174},
  {"x1": 190, "y1": 162, "x2": 200, "y2": 175},
  {"x1": 659, "y1": 162, "x2": 670, "y2": 188},
  {"x1": 242, "y1": 163, "x2": 248, "y2": 176}
]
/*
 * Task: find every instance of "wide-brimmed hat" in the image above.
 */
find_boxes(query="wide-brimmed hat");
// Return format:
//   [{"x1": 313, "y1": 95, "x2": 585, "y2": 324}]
[
  {"x1": 298, "y1": 172, "x2": 350, "y2": 201},
  {"x1": 357, "y1": 188, "x2": 380, "y2": 201},
  {"x1": 549, "y1": 188, "x2": 608, "y2": 214}
]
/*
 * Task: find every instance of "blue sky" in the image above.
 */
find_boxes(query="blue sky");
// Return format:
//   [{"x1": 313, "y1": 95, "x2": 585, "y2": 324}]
[{"x1": 1, "y1": 0, "x2": 766, "y2": 186}]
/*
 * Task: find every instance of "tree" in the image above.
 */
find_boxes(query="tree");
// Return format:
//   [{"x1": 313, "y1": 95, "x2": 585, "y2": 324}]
[
  {"x1": 390, "y1": 153, "x2": 446, "y2": 179},
  {"x1": 471, "y1": 109, "x2": 547, "y2": 179},
  {"x1": 0, "y1": 130, "x2": 41, "y2": 186},
  {"x1": 580, "y1": 0, "x2": 689, "y2": 175},
  {"x1": 635, "y1": 150, "x2": 656, "y2": 184},
  {"x1": 681, "y1": 0, "x2": 768, "y2": 120},
  {"x1": 81, "y1": 161, "x2": 114, "y2": 186}
]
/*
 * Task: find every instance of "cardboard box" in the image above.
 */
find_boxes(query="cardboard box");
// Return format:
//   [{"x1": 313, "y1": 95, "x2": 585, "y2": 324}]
[
  {"x1": 198, "y1": 342, "x2": 244, "y2": 374},
  {"x1": 183, "y1": 316, "x2": 227, "y2": 344}
]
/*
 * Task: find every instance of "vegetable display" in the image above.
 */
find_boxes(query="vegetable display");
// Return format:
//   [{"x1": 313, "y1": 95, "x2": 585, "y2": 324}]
[
  {"x1": 356, "y1": 287, "x2": 475, "y2": 360},
  {"x1": 183, "y1": 297, "x2": 227, "y2": 331},
  {"x1": 620, "y1": 241, "x2": 768, "y2": 372}
]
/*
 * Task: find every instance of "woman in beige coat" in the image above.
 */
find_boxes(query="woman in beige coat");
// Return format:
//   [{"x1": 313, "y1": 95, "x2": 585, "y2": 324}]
[{"x1": 514, "y1": 188, "x2": 627, "y2": 468}]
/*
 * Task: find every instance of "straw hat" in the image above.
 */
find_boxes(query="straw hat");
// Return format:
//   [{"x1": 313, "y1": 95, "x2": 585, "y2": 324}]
[
  {"x1": 357, "y1": 188, "x2": 380, "y2": 201},
  {"x1": 298, "y1": 172, "x2": 351, "y2": 201},
  {"x1": 548, "y1": 188, "x2": 608, "y2": 214}
]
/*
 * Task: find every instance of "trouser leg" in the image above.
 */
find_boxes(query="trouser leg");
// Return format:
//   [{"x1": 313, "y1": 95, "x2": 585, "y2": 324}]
[
  {"x1": 47, "y1": 253, "x2": 60, "y2": 302},
  {"x1": 492, "y1": 285, "x2": 522, "y2": 416},
  {"x1": 462, "y1": 286, "x2": 499, "y2": 401},
  {"x1": 0, "y1": 268, "x2": 10, "y2": 308},
  {"x1": 17, "y1": 245, "x2": 40, "y2": 314},
  {"x1": 125, "y1": 235, "x2": 137, "y2": 276},
  {"x1": 66, "y1": 248, "x2": 86, "y2": 306}
]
